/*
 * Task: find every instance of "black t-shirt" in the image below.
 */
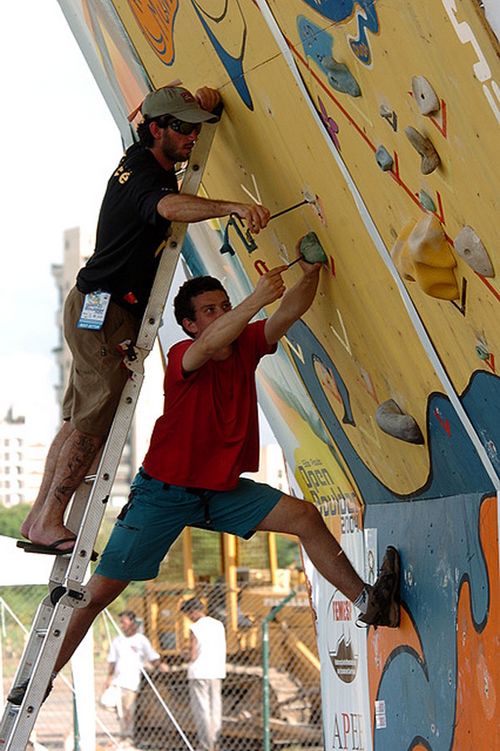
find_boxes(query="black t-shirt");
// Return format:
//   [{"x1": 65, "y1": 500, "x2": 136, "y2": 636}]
[{"x1": 77, "y1": 143, "x2": 178, "y2": 317}]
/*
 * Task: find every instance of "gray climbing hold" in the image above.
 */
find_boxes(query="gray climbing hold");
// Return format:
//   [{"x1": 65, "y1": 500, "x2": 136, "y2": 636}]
[
  {"x1": 418, "y1": 189, "x2": 436, "y2": 212},
  {"x1": 322, "y1": 55, "x2": 361, "y2": 97},
  {"x1": 375, "y1": 145, "x2": 394, "y2": 171},
  {"x1": 379, "y1": 104, "x2": 398, "y2": 131},
  {"x1": 454, "y1": 226, "x2": 494, "y2": 277},
  {"x1": 375, "y1": 399, "x2": 424, "y2": 444},
  {"x1": 405, "y1": 126, "x2": 441, "y2": 174},
  {"x1": 300, "y1": 232, "x2": 328, "y2": 263},
  {"x1": 411, "y1": 76, "x2": 440, "y2": 115}
]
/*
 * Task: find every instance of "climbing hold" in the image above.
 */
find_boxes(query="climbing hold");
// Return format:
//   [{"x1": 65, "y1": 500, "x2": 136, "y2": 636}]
[
  {"x1": 391, "y1": 215, "x2": 459, "y2": 299},
  {"x1": 418, "y1": 189, "x2": 437, "y2": 213},
  {"x1": 375, "y1": 399, "x2": 424, "y2": 444},
  {"x1": 475, "y1": 340, "x2": 490, "y2": 361},
  {"x1": 405, "y1": 126, "x2": 441, "y2": 174},
  {"x1": 322, "y1": 55, "x2": 361, "y2": 97},
  {"x1": 375, "y1": 145, "x2": 394, "y2": 171},
  {"x1": 390, "y1": 221, "x2": 417, "y2": 281},
  {"x1": 300, "y1": 232, "x2": 328, "y2": 263},
  {"x1": 411, "y1": 76, "x2": 440, "y2": 115},
  {"x1": 379, "y1": 104, "x2": 398, "y2": 130},
  {"x1": 454, "y1": 226, "x2": 494, "y2": 277},
  {"x1": 408, "y1": 215, "x2": 459, "y2": 299},
  {"x1": 298, "y1": 16, "x2": 361, "y2": 97},
  {"x1": 288, "y1": 233, "x2": 328, "y2": 268}
]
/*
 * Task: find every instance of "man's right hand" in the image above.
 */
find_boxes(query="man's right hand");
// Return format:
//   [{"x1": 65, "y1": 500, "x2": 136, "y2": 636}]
[
  {"x1": 231, "y1": 203, "x2": 270, "y2": 234},
  {"x1": 252, "y1": 266, "x2": 287, "y2": 307}
]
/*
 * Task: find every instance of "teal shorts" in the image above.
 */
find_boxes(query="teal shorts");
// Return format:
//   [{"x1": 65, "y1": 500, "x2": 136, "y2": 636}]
[{"x1": 96, "y1": 469, "x2": 283, "y2": 581}]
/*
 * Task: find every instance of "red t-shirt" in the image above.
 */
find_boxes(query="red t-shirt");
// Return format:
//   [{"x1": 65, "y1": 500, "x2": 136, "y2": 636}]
[{"x1": 142, "y1": 320, "x2": 277, "y2": 490}]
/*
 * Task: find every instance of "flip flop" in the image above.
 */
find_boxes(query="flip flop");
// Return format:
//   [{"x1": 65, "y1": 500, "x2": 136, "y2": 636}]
[{"x1": 17, "y1": 538, "x2": 98, "y2": 562}]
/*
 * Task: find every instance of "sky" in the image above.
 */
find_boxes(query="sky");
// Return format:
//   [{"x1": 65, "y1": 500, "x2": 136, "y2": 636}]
[
  {"x1": 0, "y1": 2, "x2": 123, "y2": 440},
  {"x1": 0, "y1": 1, "x2": 277, "y2": 447}
]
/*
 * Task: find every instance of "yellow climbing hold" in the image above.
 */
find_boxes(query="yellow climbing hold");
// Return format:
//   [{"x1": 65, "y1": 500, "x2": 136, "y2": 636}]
[
  {"x1": 390, "y1": 221, "x2": 416, "y2": 281},
  {"x1": 391, "y1": 215, "x2": 459, "y2": 300}
]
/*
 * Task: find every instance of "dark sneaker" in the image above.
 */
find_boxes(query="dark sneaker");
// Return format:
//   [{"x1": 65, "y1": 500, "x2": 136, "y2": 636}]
[
  {"x1": 358, "y1": 546, "x2": 400, "y2": 628},
  {"x1": 7, "y1": 677, "x2": 53, "y2": 706}
]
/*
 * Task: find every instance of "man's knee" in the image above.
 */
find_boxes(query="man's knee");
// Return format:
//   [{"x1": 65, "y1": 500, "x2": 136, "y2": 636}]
[
  {"x1": 284, "y1": 497, "x2": 324, "y2": 535},
  {"x1": 86, "y1": 575, "x2": 127, "y2": 612},
  {"x1": 75, "y1": 430, "x2": 105, "y2": 449}
]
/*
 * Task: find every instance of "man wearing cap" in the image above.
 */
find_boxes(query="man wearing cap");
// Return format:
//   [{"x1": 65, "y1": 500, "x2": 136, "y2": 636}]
[{"x1": 20, "y1": 85, "x2": 270, "y2": 556}]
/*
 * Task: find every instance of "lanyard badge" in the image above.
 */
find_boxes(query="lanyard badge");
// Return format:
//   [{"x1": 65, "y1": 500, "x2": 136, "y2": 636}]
[{"x1": 77, "y1": 291, "x2": 111, "y2": 330}]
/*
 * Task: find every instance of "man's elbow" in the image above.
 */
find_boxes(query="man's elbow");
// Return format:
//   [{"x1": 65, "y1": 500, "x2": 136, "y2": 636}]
[
  {"x1": 157, "y1": 194, "x2": 180, "y2": 220},
  {"x1": 182, "y1": 338, "x2": 213, "y2": 371},
  {"x1": 197, "y1": 336, "x2": 219, "y2": 359}
]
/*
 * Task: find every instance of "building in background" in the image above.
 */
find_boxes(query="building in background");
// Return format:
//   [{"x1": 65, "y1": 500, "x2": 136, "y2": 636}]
[
  {"x1": 0, "y1": 408, "x2": 47, "y2": 508},
  {"x1": 51, "y1": 227, "x2": 94, "y2": 411}
]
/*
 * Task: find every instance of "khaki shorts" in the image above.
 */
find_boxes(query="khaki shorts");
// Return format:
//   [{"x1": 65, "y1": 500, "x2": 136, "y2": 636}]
[{"x1": 62, "y1": 287, "x2": 140, "y2": 436}]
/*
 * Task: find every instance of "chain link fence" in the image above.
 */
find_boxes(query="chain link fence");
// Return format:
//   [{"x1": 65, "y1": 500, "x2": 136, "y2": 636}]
[{"x1": 1, "y1": 530, "x2": 323, "y2": 750}]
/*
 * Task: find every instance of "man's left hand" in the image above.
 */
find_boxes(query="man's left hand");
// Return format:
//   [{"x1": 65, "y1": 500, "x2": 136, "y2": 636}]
[
  {"x1": 195, "y1": 87, "x2": 221, "y2": 113},
  {"x1": 298, "y1": 259, "x2": 322, "y2": 275},
  {"x1": 294, "y1": 239, "x2": 323, "y2": 276}
]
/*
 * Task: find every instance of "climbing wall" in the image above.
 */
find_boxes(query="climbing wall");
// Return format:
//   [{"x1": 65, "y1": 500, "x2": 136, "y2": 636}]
[{"x1": 59, "y1": 1, "x2": 500, "y2": 748}]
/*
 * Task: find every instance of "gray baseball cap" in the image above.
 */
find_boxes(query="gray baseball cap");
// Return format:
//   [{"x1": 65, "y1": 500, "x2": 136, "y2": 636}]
[{"x1": 141, "y1": 86, "x2": 217, "y2": 123}]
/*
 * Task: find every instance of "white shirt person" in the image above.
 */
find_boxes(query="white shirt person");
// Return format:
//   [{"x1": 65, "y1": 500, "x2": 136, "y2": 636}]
[{"x1": 181, "y1": 598, "x2": 226, "y2": 751}]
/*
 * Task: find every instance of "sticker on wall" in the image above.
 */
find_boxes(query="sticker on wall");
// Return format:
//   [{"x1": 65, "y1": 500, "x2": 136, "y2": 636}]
[{"x1": 375, "y1": 699, "x2": 387, "y2": 729}]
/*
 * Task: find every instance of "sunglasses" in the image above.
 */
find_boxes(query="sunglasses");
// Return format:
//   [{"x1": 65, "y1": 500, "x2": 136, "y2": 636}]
[{"x1": 167, "y1": 118, "x2": 202, "y2": 135}]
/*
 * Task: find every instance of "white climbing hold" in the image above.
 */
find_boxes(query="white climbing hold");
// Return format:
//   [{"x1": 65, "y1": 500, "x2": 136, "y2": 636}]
[
  {"x1": 411, "y1": 76, "x2": 440, "y2": 115},
  {"x1": 375, "y1": 399, "x2": 424, "y2": 444},
  {"x1": 454, "y1": 226, "x2": 494, "y2": 277}
]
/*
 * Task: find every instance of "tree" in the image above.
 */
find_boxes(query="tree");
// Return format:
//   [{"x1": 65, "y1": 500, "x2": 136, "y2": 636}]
[{"x1": 0, "y1": 504, "x2": 31, "y2": 538}]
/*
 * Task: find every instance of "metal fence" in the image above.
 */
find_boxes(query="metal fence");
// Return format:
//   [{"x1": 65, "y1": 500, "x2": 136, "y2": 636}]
[{"x1": 1, "y1": 534, "x2": 323, "y2": 751}]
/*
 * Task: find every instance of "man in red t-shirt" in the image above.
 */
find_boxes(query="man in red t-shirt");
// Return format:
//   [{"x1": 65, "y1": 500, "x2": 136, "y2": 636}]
[{"x1": 8, "y1": 259, "x2": 401, "y2": 706}]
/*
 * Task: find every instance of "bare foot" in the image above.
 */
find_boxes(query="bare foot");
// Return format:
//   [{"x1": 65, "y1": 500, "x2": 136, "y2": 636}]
[
  {"x1": 26, "y1": 522, "x2": 76, "y2": 550},
  {"x1": 20, "y1": 516, "x2": 33, "y2": 540}
]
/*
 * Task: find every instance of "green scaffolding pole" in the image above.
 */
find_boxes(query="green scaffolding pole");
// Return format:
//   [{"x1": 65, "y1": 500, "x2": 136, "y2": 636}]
[
  {"x1": 72, "y1": 692, "x2": 80, "y2": 751},
  {"x1": 261, "y1": 590, "x2": 296, "y2": 751}
]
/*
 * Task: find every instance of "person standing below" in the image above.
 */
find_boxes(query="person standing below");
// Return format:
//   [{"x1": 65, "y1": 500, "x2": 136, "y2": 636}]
[
  {"x1": 20, "y1": 84, "x2": 270, "y2": 555},
  {"x1": 181, "y1": 598, "x2": 226, "y2": 751},
  {"x1": 103, "y1": 610, "x2": 160, "y2": 745}
]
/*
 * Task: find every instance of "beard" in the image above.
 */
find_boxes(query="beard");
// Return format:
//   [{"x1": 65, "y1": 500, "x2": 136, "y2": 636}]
[{"x1": 161, "y1": 135, "x2": 194, "y2": 164}]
